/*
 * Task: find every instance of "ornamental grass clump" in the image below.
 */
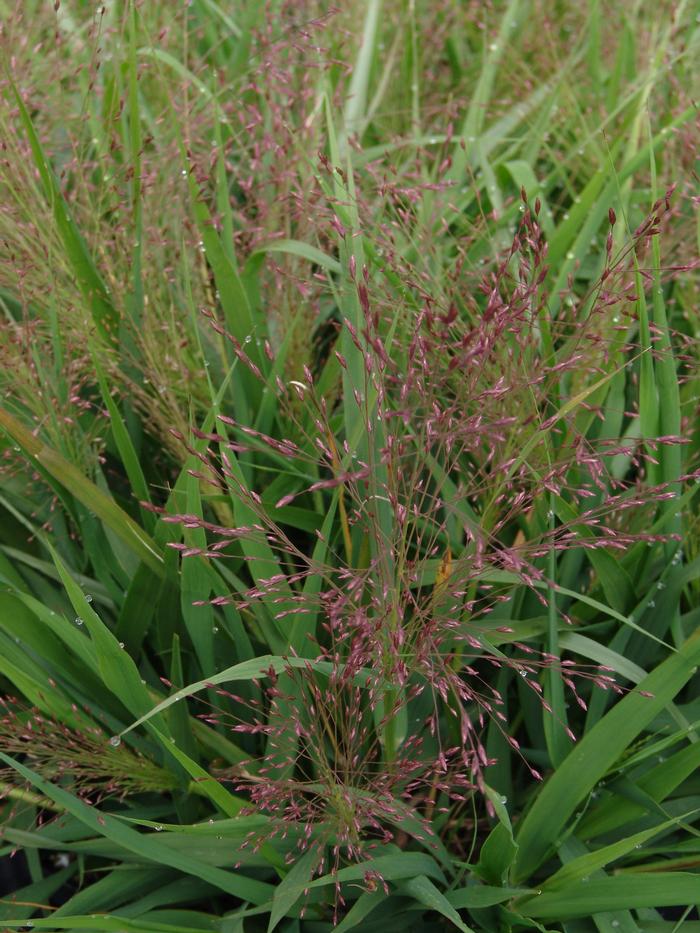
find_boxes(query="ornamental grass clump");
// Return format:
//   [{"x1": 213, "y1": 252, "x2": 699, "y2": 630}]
[
  {"x1": 151, "y1": 184, "x2": 692, "y2": 885},
  {"x1": 0, "y1": 1, "x2": 698, "y2": 930}
]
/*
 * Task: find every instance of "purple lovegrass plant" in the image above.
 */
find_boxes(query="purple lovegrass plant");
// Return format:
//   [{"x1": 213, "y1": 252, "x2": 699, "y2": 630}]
[
  {"x1": 1, "y1": 3, "x2": 697, "y2": 918},
  {"x1": 160, "y1": 182, "x2": 693, "y2": 888}
]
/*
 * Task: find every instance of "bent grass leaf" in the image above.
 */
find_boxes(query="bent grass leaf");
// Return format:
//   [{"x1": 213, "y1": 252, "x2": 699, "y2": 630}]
[
  {"x1": 116, "y1": 655, "x2": 376, "y2": 741},
  {"x1": 540, "y1": 811, "x2": 700, "y2": 890},
  {"x1": 333, "y1": 891, "x2": 385, "y2": 933},
  {"x1": 309, "y1": 851, "x2": 446, "y2": 890},
  {"x1": 578, "y1": 739, "x2": 700, "y2": 841},
  {"x1": 268, "y1": 847, "x2": 318, "y2": 932},
  {"x1": 0, "y1": 408, "x2": 163, "y2": 576},
  {"x1": 0, "y1": 752, "x2": 274, "y2": 904},
  {"x1": 50, "y1": 547, "x2": 262, "y2": 823},
  {"x1": 513, "y1": 627, "x2": 700, "y2": 881},
  {"x1": 251, "y1": 239, "x2": 341, "y2": 275},
  {"x1": 400, "y1": 875, "x2": 476, "y2": 933}
]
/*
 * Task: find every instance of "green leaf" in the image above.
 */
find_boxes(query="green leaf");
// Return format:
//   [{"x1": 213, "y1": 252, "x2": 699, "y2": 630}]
[
  {"x1": 0, "y1": 864, "x2": 74, "y2": 923},
  {"x1": 342, "y1": 0, "x2": 383, "y2": 142},
  {"x1": 268, "y1": 847, "x2": 318, "y2": 931},
  {"x1": 0, "y1": 408, "x2": 163, "y2": 576},
  {"x1": 400, "y1": 875, "x2": 476, "y2": 932},
  {"x1": 116, "y1": 655, "x2": 373, "y2": 741},
  {"x1": 513, "y1": 627, "x2": 700, "y2": 881},
  {"x1": 579, "y1": 739, "x2": 700, "y2": 841},
  {"x1": 541, "y1": 810, "x2": 700, "y2": 890},
  {"x1": 251, "y1": 239, "x2": 341, "y2": 275},
  {"x1": 474, "y1": 823, "x2": 518, "y2": 887},
  {"x1": 9, "y1": 80, "x2": 118, "y2": 342},
  {"x1": 0, "y1": 915, "x2": 220, "y2": 932},
  {"x1": 517, "y1": 873, "x2": 700, "y2": 920},
  {"x1": 0, "y1": 751, "x2": 273, "y2": 904},
  {"x1": 92, "y1": 352, "x2": 152, "y2": 511},
  {"x1": 447, "y1": 886, "x2": 533, "y2": 910}
]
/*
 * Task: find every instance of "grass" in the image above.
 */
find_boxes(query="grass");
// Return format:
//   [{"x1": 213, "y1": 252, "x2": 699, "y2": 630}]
[{"x1": 0, "y1": 1, "x2": 699, "y2": 931}]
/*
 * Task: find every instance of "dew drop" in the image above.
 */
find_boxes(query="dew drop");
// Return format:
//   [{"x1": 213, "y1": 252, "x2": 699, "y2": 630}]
[
  {"x1": 109, "y1": 735, "x2": 121, "y2": 747},
  {"x1": 74, "y1": 617, "x2": 83, "y2": 626},
  {"x1": 154, "y1": 825, "x2": 163, "y2": 832},
  {"x1": 85, "y1": 594, "x2": 93, "y2": 603},
  {"x1": 500, "y1": 795, "x2": 507, "y2": 804},
  {"x1": 212, "y1": 626, "x2": 219, "y2": 634}
]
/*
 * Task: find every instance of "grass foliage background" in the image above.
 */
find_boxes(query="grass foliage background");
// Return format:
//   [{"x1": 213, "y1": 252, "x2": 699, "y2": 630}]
[{"x1": 0, "y1": 0, "x2": 699, "y2": 930}]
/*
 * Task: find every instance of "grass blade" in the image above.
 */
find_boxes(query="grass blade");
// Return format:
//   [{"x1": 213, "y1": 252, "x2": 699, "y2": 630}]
[{"x1": 513, "y1": 628, "x2": 700, "y2": 881}]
